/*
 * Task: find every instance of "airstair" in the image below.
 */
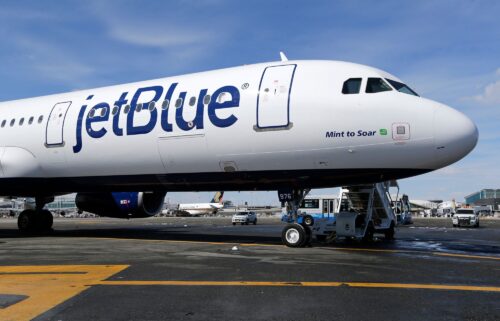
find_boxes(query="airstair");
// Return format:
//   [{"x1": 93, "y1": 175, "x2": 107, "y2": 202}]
[
  {"x1": 296, "y1": 181, "x2": 398, "y2": 243},
  {"x1": 334, "y1": 181, "x2": 397, "y2": 239},
  {"x1": 280, "y1": 181, "x2": 398, "y2": 247}
]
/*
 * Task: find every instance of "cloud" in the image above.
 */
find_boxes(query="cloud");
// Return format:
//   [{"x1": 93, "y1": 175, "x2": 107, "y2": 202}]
[
  {"x1": 108, "y1": 26, "x2": 213, "y2": 48},
  {"x1": 473, "y1": 80, "x2": 500, "y2": 104},
  {"x1": 85, "y1": 1, "x2": 230, "y2": 60}
]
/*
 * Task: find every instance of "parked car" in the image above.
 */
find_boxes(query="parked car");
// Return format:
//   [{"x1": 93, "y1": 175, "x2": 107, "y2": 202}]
[
  {"x1": 232, "y1": 211, "x2": 257, "y2": 225},
  {"x1": 452, "y1": 208, "x2": 479, "y2": 227}
]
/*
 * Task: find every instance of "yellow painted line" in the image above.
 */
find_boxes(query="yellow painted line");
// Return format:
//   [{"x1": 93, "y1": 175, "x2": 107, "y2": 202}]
[
  {"x1": 97, "y1": 280, "x2": 500, "y2": 292},
  {"x1": 0, "y1": 265, "x2": 129, "y2": 321},
  {"x1": 432, "y1": 252, "x2": 500, "y2": 261},
  {"x1": 238, "y1": 243, "x2": 284, "y2": 248},
  {"x1": 1, "y1": 264, "x2": 500, "y2": 321}
]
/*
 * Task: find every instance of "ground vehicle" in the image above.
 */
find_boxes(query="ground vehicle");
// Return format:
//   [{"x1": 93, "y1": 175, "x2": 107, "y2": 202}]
[
  {"x1": 452, "y1": 208, "x2": 479, "y2": 227},
  {"x1": 280, "y1": 182, "x2": 398, "y2": 246},
  {"x1": 297, "y1": 195, "x2": 339, "y2": 217},
  {"x1": 394, "y1": 194, "x2": 413, "y2": 225},
  {"x1": 232, "y1": 211, "x2": 257, "y2": 225}
]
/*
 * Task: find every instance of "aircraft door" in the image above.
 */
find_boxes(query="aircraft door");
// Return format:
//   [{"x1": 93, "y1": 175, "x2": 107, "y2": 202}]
[
  {"x1": 256, "y1": 64, "x2": 296, "y2": 129},
  {"x1": 45, "y1": 101, "x2": 72, "y2": 147}
]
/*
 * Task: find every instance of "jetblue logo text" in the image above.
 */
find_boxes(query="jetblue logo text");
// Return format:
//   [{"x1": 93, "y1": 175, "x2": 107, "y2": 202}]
[{"x1": 73, "y1": 83, "x2": 240, "y2": 153}]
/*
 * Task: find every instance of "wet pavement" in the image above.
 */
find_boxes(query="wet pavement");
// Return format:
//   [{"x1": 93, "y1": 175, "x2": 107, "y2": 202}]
[{"x1": 0, "y1": 217, "x2": 498, "y2": 321}]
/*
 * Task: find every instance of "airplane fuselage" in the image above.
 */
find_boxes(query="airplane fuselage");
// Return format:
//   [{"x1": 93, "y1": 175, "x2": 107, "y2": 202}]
[{"x1": 0, "y1": 60, "x2": 478, "y2": 196}]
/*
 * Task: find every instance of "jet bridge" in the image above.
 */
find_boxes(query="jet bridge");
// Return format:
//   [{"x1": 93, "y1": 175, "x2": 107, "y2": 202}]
[{"x1": 281, "y1": 181, "x2": 398, "y2": 247}]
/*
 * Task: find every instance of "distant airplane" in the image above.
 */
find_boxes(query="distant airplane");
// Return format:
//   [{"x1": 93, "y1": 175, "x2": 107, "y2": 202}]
[
  {"x1": 0, "y1": 55, "x2": 478, "y2": 236},
  {"x1": 178, "y1": 192, "x2": 224, "y2": 216},
  {"x1": 408, "y1": 199, "x2": 439, "y2": 210}
]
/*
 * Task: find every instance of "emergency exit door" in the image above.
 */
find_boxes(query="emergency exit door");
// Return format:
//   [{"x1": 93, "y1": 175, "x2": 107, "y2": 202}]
[
  {"x1": 256, "y1": 64, "x2": 296, "y2": 129},
  {"x1": 45, "y1": 101, "x2": 72, "y2": 147}
]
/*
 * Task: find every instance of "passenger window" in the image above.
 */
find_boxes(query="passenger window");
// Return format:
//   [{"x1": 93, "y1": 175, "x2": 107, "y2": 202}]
[
  {"x1": 217, "y1": 92, "x2": 229, "y2": 103},
  {"x1": 148, "y1": 101, "x2": 156, "y2": 111},
  {"x1": 342, "y1": 78, "x2": 362, "y2": 94},
  {"x1": 189, "y1": 97, "x2": 196, "y2": 106},
  {"x1": 88, "y1": 109, "x2": 95, "y2": 118},
  {"x1": 19, "y1": 118, "x2": 24, "y2": 126},
  {"x1": 28, "y1": 116, "x2": 34, "y2": 124},
  {"x1": 1, "y1": 120, "x2": 5, "y2": 128},
  {"x1": 203, "y1": 95, "x2": 211, "y2": 105},
  {"x1": 136, "y1": 103, "x2": 143, "y2": 112},
  {"x1": 38, "y1": 115, "x2": 43, "y2": 123},
  {"x1": 366, "y1": 78, "x2": 392, "y2": 93},
  {"x1": 123, "y1": 105, "x2": 130, "y2": 114},
  {"x1": 100, "y1": 107, "x2": 107, "y2": 117},
  {"x1": 161, "y1": 99, "x2": 169, "y2": 110},
  {"x1": 111, "y1": 106, "x2": 119, "y2": 115},
  {"x1": 10, "y1": 119, "x2": 15, "y2": 127},
  {"x1": 175, "y1": 98, "x2": 183, "y2": 108}
]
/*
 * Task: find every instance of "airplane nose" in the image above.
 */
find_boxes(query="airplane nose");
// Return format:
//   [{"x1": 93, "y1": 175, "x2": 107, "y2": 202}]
[{"x1": 434, "y1": 105, "x2": 478, "y2": 167}]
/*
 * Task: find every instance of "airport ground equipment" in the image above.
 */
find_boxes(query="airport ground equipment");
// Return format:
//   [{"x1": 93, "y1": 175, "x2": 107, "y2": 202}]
[
  {"x1": 280, "y1": 182, "x2": 397, "y2": 247},
  {"x1": 452, "y1": 208, "x2": 479, "y2": 227},
  {"x1": 394, "y1": 194, "x2": 413, "y2": 225},
  {"x1": 232, "y1": 211, "x2": 257, "y2": 225}
]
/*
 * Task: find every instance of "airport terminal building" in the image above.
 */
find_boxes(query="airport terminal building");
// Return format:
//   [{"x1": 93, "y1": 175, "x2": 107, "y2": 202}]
[{"x1": 465, "y1": 189, "x2": 500, "y2": 210}]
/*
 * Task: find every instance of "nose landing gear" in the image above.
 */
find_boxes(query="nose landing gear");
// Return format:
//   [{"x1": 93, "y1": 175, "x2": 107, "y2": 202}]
[{"x1": 279, "y1": 189, "x2": 311, "y2": 248}]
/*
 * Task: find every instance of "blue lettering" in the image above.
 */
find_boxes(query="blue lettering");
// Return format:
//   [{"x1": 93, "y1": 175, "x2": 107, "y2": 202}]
[
  {"x1": 113, "y1": 92, "x2": 129, "y2": 136},
  {"x1": 176, "y1": 89, "x2": 206, "y2": 131},
  {"x1": 127, "y1": 86, "x2": 163, "y2": 135},
  {"x1": 72, "y1": 105, "x2": 87, "y2": 153},
  {"x1": 86, "y1": 102, "x2": 110, "y2": 139},
  {"x1": 160, "y1": 83, "x2": 178, "y2": 132},
  {"x1": 73, "y1": 84, "x2": 241, "y2": 153},
  {"x1": 208, "y1": 86, "x2": 240, "y2": 128}
]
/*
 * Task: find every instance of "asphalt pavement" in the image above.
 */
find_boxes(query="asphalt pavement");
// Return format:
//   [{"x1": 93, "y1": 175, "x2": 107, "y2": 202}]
[{"x1": 0, "y1": 217, "x2": 498, "y2": 321}]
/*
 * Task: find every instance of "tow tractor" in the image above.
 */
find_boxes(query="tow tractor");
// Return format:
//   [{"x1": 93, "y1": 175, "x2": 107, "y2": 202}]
[{"x1": 279, "y1": 181, "x2": 398, "y2": 247}]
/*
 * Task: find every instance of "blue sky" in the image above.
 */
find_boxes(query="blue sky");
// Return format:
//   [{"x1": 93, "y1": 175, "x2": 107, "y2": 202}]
[{"x1": 0, "y1": 0, "x2": 499, "y2": 205}]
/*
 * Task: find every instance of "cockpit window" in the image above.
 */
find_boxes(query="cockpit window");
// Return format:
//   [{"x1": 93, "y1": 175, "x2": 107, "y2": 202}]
[
  {"x1": 366, "y1": 78, "x2": 392, "y2": 93},
  {"x1": 385, "y1": 79, "x2": 419, "y2": 96},
  {"x1": 342, "y1": 78, "x2": 362, "y2": 94}
]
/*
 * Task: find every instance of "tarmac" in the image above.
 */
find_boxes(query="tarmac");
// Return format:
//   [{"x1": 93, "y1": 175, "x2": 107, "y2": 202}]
[{"x1": 0, "y1": 216, "x2": 499, "y2": 321}]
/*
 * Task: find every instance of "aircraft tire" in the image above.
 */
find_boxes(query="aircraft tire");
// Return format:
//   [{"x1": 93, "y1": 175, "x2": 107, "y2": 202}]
[
  {"x1": 253, "y1": 219, "x2": 257, "y2": 225},
  {"x1": 282, "y1": 223, "x2": 307, "y2": 247},
  {"x1": 18, "y1": 210, "x2": 35, "y2": 232},
  {"x1": 303, "y1": 224, "x2": 312, "y2": 246},
  {"x1": 40, "y1": 210, "x2": 53, "y2": 231}
]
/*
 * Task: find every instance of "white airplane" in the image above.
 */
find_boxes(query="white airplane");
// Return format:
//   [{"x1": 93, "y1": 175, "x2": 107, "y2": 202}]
[
  {"x1": 178, "y1": 191, "x2": 224, "y2": 215},
  {"x1": 409, "y1": 199, "x2": 440, "y2": 210},
  {"x1": 0, "y1": 55, "x2": 478, "y2": 239}
]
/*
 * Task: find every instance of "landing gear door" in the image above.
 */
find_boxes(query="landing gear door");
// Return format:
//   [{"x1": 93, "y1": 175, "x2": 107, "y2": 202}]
[
  {"x1": 256, "y1": 64, "x2": 296, "y2": 130},
  {"x1": 46, "y1": 101, "x2": 72, "y2": 147}
]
